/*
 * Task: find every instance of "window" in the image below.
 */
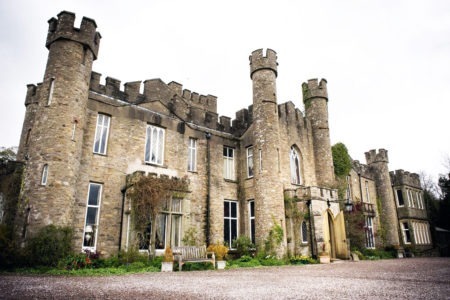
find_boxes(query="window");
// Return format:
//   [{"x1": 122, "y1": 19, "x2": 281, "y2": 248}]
[
  {"x1": 407, "y1": 189, "x2": 415, "y2": 208},
  {"x1": 365, "y1": 216, "x2": 375, "y2": 248},
  {"x1": 47, "y1": 78, "x2": 55, "y2": 105},
  {"x1": 83, "y1": 183, "x2": 102, "y2": 250},
  {"x1": 290, "y1": 146, "x2": 301, "y2": 185},
  {"x1": 365, "y1": 181, "x2": 371, "y2": 203},
  {"x1": 247, "y1": 147, "x2": 254, "y2": 178},
  {"x1": 346, "y1": 176, "x2": 352, "y2": 200},
  {"x1": 138, "y1": 197, "x2": 183, "y2": 251},
  {"x1": 223, "y1": 147, "x2": 235, "y2": 180},
  {"x1": 41, "y1": 164, "x2": 49, "y2": 185},
  {"x1": 416, "y1": 192, "x2": 424, "y2": 209},
  {"x1": 396, "y1": 189, "x2": 404, "y2": 207},
  {"x1": 187, "y1": 138, "x2": 197, "y2": 172},
  {"x1": 0, "y1": 193, "x2": 4, "y2": 224},
  {"x1": 93, "y1": 114, "x2": 111, "y2": 155},
  {"x1": 224, "y1": 200, "x2": 238, "y2": 247},
  {"x1": 301, "y1": 221, "x2": 308, "y2": 243},
  {"x1": 401, "y1": 222, "x2": 411, "y2": 244},
  {"x1": 249, "y1": 200, "x2": 255, "y2": 244},
  {"x1": 145, "y1": 125, "x2": 165, "y2": 165}
]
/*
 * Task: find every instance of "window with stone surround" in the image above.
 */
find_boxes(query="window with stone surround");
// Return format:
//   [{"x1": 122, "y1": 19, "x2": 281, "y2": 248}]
[
  {"x1": 47, "y1": 78, "x2": 55, "y2": 106},
  {"x1": 290, "y1": 146, "x2": 302, "y2": 185},
  {"x1": 301, "y1": 221, "x2": 308, "y2": 244},
  {"x1": 365, "y1": 216, "x2": 375, "y2": 249},
  {"x1": 364, "y1": 181, "x2": 371, "y2": 203},
  {"x1": 93, "y1": 114, "x2": 111, "y2": 155},
  {"x1": 82, "y1": 183, "x2": 102, "y2": 251},
  {"x1": 247, "y1": 147, "x2": 254, "y2": 178},
  {"x1": 401, "y1": 222, "x2": 411, "y2": 244},
  {"x1": 224, "y1": 200, "x2": 238, "y2": 247},
  {"x1": 41, "y1": 164, "x2": 49, "y2": 186},
  {"x1": 188, "y1": 138, "x2": 197, "y2": 172},
  {"x1": 249, "y1": 200, "x2": 255, "y2": 244},
  {"x1": 223, "y1": 146, "x2": 235, "y2": 180},
  {"x1": 145, "y1": 124, "x2": 165, "y2": 165},
  {"x1": 395, "y1": 189, "x2": 404, "y2": 207}
]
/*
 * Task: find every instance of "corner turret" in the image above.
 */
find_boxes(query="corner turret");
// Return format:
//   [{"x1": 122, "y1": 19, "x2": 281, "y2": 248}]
[{"x1": 249, "y1": 48, "x2": 278, "y2": 79}]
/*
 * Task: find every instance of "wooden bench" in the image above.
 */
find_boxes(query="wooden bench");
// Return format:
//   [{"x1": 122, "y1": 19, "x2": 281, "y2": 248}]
[{"x1": 173, "y1": 246, "x2": 215, "y2": 271}]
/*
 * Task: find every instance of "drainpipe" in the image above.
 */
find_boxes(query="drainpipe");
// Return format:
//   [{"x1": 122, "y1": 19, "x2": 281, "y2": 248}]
[
  {"x1": 307, "y1": 199, "x2": 317, "y2": 259},
  {"x1": 205, "y1": 132, "x2": 211, "y2": 246},
  {"x1": 119, "y1": 186, "x2": 127, "y2": 252}
]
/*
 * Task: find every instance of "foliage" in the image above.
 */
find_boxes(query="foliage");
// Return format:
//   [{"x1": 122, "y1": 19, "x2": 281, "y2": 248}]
[
  {"x1": 163, "y1": 247, "x2": 174, "y2": 262},
  {"x1": 227, "y1": 255, "x2": 262, "y2": 268},
  {"x1": 264, "y1": 220, "x2": 284, "y2": 256},
  {"x1": 181, "y1": 262, "x2": 215, "y2": 271},
  {"x1": 0, "y1": 224, "x2": 25, "y2": 269},
  {"x1": 345, "y1": 202, "x2": 367, "y2": 250},
  {"x1": 289, "y1": 255, "x2": 317, "y2": 265},
  {"x1": 437, "y1": 174, "x2": 450, "y2": 230},
  {"x1": 258, "y1": 255, "x2": 287, "y2": 266},
  {"x1": 231, "y1": 236, "x2": 255, "y2": 258},
  {"x1": 126, "y1": 173, "x2": 188, "y2": 257},
  {"x1": 207, "y1": 243, "x2": 229, "y2": 260},
  {"x1": 0, "y1": 147, "x2": 17, "y2": 162},
  {"x1": 182, "y1": 227, "x2": 199, "y2": 246},
  {"x1": 26, "y1": 225, "x2": 74, "y2": 267},
  {"x1": 331, "y1": 143, "x2": 352, "y2": 178}
]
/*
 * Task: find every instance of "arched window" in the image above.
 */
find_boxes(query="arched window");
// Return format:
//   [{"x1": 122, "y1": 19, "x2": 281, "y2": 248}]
[
  {"x1": 290, "y1": 146, "x2": 301, "y2": 184},
  {"x1": 301, "y1": 221, "x2": 308, "y2": 243},
  {"x1": 41, "y1": 164, "x2": 49, "y2": 186}
]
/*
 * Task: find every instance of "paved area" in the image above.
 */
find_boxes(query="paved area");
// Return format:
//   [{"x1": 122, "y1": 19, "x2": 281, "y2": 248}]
[{"x1": 0, "y1": 257, "x2": 449, "y2": 299}]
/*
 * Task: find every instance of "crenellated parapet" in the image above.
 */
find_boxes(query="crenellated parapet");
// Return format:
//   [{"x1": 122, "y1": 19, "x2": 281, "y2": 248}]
[
  {"x1": 278, "y1": 101, "x2": 304, "y2": 125},
  {"x1": 249, "y1": 48, "x2": 278, "y2": 79},
  {"x1": 47, "y1": 11, "x2": 101, "y2": 59},
  {"x1": 365, "y1": 149, "x2": 389, "y2": 165},
  {"x1": 302, "y1": 78, "x2": 328, "y2": 102},
  {"x1": 390, "y1": 169, "x2": 421, "y2": 189}
]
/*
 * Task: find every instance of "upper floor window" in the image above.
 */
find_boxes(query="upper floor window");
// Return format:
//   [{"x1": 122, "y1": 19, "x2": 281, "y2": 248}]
[
  {"x1": 145, "y1": 125, "x2": 165, "y2": 165},
  {"x1": 41, "y1": 164, "x2": 49, "y2": 186},
  {"x1": 364, "y1": 181, "x2": 371, "y2": 203},
  {"x1": 47, "y1": 78, "x2": 55, "y2": 106},
  {"x1": 223, "y1": 146, "x2": 235, "y2": 180},
  {"x1": 290, "y1": 146, "x2": 301, "y2": 185},
  {"x1": 188, "y1": 138, "x2": 197, "y2": 172},
  {"x1": 83, "y1": 183, "x2": 102, "y2": 250},
  {"x1": 346, "y1": 176, "x2": 352, "y2": 200},
  {"x1": 396, "y1": 189, "x2": 404, "y2": 207},
  {"x1": 93, "y1": 114, "x2": 111, "y2": 155},
  {"x1": 247, "y1": 147, "x2": 254, "y2": 178}
]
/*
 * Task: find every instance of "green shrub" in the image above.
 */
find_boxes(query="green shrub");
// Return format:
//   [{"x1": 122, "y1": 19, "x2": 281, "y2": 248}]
[
  {"x1": 259, "y1": 255, "x2": 286, "y2": 266},
  {"x1": 0, "y1": 224, "x2": 25, "y2": 269},
  {"x1": 289, "y1": 255, "x2": 317, "y2": 265},
  {"x1": 231, "y1": 236, "x2": 255, "y2": 258},
  {"x1": 228, "y1": 256, "x2": 261, "y2": 268},
  {"x1": 26, "y1": 225, "x2": 74, "y2": 267},
  {"x1": 182, "y1": 262, "x2": 215, "y2": 271}
]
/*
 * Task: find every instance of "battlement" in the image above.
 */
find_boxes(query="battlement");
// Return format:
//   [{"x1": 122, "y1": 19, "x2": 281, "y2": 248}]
[
  {"x1": 46, "y1": 11, "x2": 101, "y2": 59},
  {"x1": 302, "y1": 78, "x2": 328, "y2": 102},
  {"x1": 249, "y1": 48, "x2": 278, "y2": 79},
  {"x1": 365, "y1": 149, "x2": 389, "y2": 165},
  {"x1": 390, "y1": 169, "x2": 421, "y2": 188}
]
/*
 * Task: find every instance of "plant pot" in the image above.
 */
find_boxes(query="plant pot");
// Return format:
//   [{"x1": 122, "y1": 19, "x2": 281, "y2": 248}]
[
  {"x1": 319, "y1": 255, "x2": 330, "y2": 264},
  {"x1": 161, "y1": 262, "x2": 173, "y2": 272},
  {"x1": 216, "y1": 260, "x2": 226, "y2": 270}
]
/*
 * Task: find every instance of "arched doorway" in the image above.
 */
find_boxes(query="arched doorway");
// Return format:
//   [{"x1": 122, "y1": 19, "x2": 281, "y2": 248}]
[{"x1": 327, "y1": 211, "x2": 336, "y2": 258}]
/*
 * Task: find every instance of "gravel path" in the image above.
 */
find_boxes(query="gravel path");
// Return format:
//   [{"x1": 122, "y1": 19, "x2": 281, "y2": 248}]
[{"x1": 1, "y1": 257, "x2": 449, "y2": 299}]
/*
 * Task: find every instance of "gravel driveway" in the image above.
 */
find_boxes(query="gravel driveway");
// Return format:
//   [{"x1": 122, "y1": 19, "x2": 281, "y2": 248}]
[{"x1": 1, "y1": 257, "x2": 449, "y2": 299}]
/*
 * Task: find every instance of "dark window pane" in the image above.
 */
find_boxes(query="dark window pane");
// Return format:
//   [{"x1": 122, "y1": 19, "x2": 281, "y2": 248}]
[
  {"x1": 224, "y1": 201, "x2": 229, "y2": 217},
  {"x1": 250, "y1": 201, "x2": 254, "y2": 217},
  {"x1": 86, "y1": 207, "x2": 97, "y2": 225},
  {"x1": 231, "y1": 202, "x2": 237, "y2": 217},
  {"x1": 251, "y1": 219, "x2": 255, "y2": 244},
  {"x1": 397, "y1": 190, "x2": 404, "y2": 206},
  {"x1": 88, "y1": 184, "x2": 100, "y2": 206},
  {"x1": 224, "y1": 220, "x2": 230, "y2": 246},
  {"x1": 231, "y1": 220, "x2": 237, "y2": 242}
]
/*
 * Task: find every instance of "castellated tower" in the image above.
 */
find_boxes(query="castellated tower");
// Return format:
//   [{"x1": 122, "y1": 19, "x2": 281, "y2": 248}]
[
  {"x1": 249, "y1": 49, "x2": 286, "y2": 254},
  {"x1": 16, "y1": 12, "x2": 101, "y2": 238},
  {"x1": 302, "y1": 79, "x2": 335, "y2": 186},
  {"x1": 365, "y1": 149, "x2": 400, "y2": 248}
]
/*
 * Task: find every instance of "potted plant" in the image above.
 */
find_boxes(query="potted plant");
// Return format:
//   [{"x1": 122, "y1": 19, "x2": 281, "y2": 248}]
[
  {"x1": 161, "y1": 247, "x2": 174, "y2": 272},
  {"x1": 207, "y1": 243, "x2": 229, "y2": 270},
  {"x1": 319, "y1": 243, "x2": 330, "y2": 264}
]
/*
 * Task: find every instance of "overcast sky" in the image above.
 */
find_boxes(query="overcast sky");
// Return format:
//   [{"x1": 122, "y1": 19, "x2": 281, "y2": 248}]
[{"x1": 1, "y1": 0, "x2": 449, "y2": 180}]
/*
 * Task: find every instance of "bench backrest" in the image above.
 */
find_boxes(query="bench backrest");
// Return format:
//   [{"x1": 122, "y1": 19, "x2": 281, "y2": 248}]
[{"x1": 173, "y1": 246, "x2": 208, "y2": 259}]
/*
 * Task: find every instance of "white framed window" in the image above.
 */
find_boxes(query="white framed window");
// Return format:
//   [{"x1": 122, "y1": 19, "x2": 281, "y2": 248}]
[
  {"x1": 187, "y1": 138, "x2": 197, "y2": 172},
  {"x1": 249, "y1": 200, "x2": 255, "y2": 244},
  {"x1": 93, "y1": 114, "x2": 111, "y2": 155},
  {"x1": 290, "y1": 146, "x2": 301, "y2": 185},
  {"x1": 365, "y1": 216, "x2": 375, "y2": 248},
  {"x1": 223, "y1": 146, "x2": 235, "y2": 180},
  {"x1": 365, "y1": 181, "x2": 371, "y2": 203},
  {"x1": 83, "y1": 183, "x2": 102, "y2": 250},
  {"x1": 401, "y1": 222, "x2": 411, "y2": 244},
  {"x1": 247, "y1": 147, "x2": 254, "y2": 178},
  {"x1": 224, "y1": 200, "x2": 238, "y2": 248},
  {"x1": 47, "y1": 78, "x2": 55, "y2": 106},
  {"x1": 301, "y1": 221, "x2": 308, "y2": 244},
  {"x1": 41, "y1": 164, "x2": 49, "y2": 186},
  {"x1": 396, "y1": 189, "x2": 404, "y2": 207},
  {"x1": 416, "y1": 192, "x2": 424, "y2": 209},
  {"x1": 138, "y1": 197, "x2": 183, "y2": 251},
  {"x1": 145, "y1": 125, "x2": 165, "y2": 165}
]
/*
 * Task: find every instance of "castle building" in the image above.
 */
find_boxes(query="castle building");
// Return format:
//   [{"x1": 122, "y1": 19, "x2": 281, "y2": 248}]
[{"x1": 1, "y1": 11, "x2": 432, "y2": 258}]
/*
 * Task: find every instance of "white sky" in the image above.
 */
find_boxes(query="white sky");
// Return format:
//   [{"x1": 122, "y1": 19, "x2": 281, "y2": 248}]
[{"x1": 1, "y1": 0, "x2": 449, "y2": 180}]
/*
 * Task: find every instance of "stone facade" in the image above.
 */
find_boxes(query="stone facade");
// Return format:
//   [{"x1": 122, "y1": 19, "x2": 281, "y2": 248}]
[{"x1": 4, "y1": 11, "x2": 432, "y2": 258}]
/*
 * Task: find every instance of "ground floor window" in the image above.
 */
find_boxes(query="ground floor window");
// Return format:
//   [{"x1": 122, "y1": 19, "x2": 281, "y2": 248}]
[
  {"x1": 365, "y1": 216, "x2": 375, "y2": 248},
  {"x1": 401, "y1": 222, "x2": 411, "y2": 244},
  {"x1": 412, "y1": 221, "x2": 431, "y2": 245},
  {"x1": 83, "y1": 183, "x2": 102, "y2": 250},
  {"x1": 301, "y1": 221, "x2": 308, "y2": 243},
  {"x1": 224, "y1": 200, "x2": 238, "y2": 247},
  {"x1": 249, "y1": 200, "x2": 255, "y2": 244}
]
